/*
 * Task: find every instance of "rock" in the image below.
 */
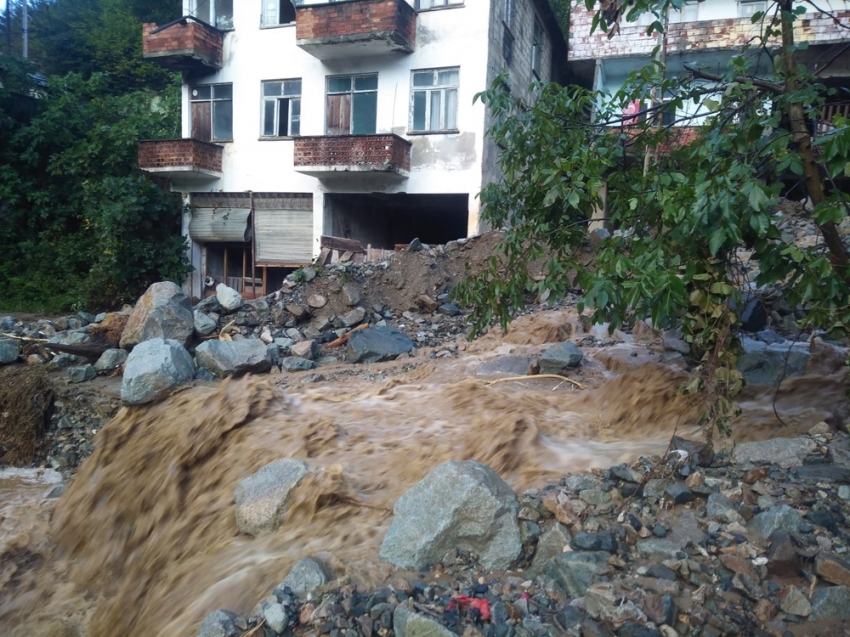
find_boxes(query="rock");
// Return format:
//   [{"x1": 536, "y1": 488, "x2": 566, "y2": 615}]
[
  {"x1": 380, "y1": 460, "x2": 522, "y2": 570},
  {"x1": 753, "y1": 598, "x2": 777, "y2": 623},
  {"x1": 646, "y1": 564, "x2": 677, "y2": 581},
  {"x1": 197, "y1": 609, "x2": 246, "y2": 637},
  {"x1": 437, "y1": 303, "x2": 461, "y2": 317},
  {"x1": 766, "y1": 530, "x2": 799, "y2": 576},
  {"x1": 120, "y1": 282, "x2": 194, "y2": 349},
  {"x1": 341, "y1": 307, "x2": 366, "y2": 328},
  {"x1": 664, "y1": 482, "x2": 694, "y2": 505},
  {"x1": 234, "y1": 459, "x2": 312, "y2": 536},
  {"x1": 751, "y1": 505, "x2": 803, "y2": 538},
  {"x1": 194, "y1": 311, "x2": 218, "y2": 336},
  {"x1": 732, "y1": 572, "x2": 764, "y2": 600},
  {"x1": 807, "y1": 338, "x2": 848, "y2": 376},
  {"x1": 341, "y1": 283, "x2": 361, "y2": 306},
  {"x1": 252, "y1": 597, "x2": 288, "y2": 633},
  {"x1": 533, "y1": 551, "x2": 611, "y2": 597},
  {"x1": 840, "y1": 485, "x2": 850, "y2": 501},
  {"x1": 121, "y1": 338, "x2": 195, "y2": 405},
  {"x1": 475, "y1": 355, "x2": 534, "y2": 377},
  {"x1": 94, "y1": 348, "x2": 128, "y2": 372},
  {"x1": 706, "y1": 493, "x2": 743, "y2": 524},
  {"x1": 0, "y1": 338, "x2": 21, "y2": 364},
  {"x1": 346, "y1": 326, "x2": 414, "y2": 364},
  {"x1": 68, "y1": 364, "x2": 95, "y2": 383},
  {"x1": 286, "y1": 304, "x2": 308, "y2": 320},
  {"x1": 290, "y1": 340, "x2": 318, "y2": 360},
  {"x1": 215, "y1": 284, "x2": 243, "y2": 312},
  {"x1": 810, "y1": 586, "x2": 850, "y2": 620},
  {"x1": 643, "y1": 593, "x2": 675, "y2": 626},
  {"x1": 195, "y1": 339, "x2": 272, "y2": 378},
  {"x1": 0, "y1": 316, "x2": 15, "y2": 331},
  {"x1": 301, "y1": 267, "x2": 317, "y2": 282},
  {"x1": 732, "y1": 437, "x2": 816, "y2": 469},
  {"x1": 308, "y1": 294, "x2": 327, "y2": 309},
  {"x1": 739, "y1": 293, "x2": 767, "y2": 332},
  {"x1": 280, "y1": 357, "x2": 316, "y2": 372},
  {"x1": 275, "y1": 556, "x2": 329, "y2": 595},
  {"x1": 408, "y1": 238, "x2": 425, "y2": 252},
  {"x1": 538, "y1": 342, "x2": 583, "y2": 374},
  {"x1": 393, "y1": 606, "x2": 454, "y2": 637},
  {"x1": 571, "y1": 530, "x2": 617, "y2": 553},
  {"x1": 195, "y1": 295, "x2": 222, "y2": 314},
  {"x1": 531, "y1": 523, "x2": 572, "y2": 569},
  {"x1": 589, "y1": 227, "x2": 610, "y2": 245},
  {"x1": 737, "y1": 338, "x2": 810, "y2": 386},
  {"x1": 808, "y1": 509, "x2": 838, "y2": 533},
  {"x1": 580, "y1": 489, "x2": 611, "y2": 505},
  {"x1": 670, "y1": 435, "x2": 715, "y2": 467},
  {"x1": 585, "y1": 582, "x2": 618, "y2": 620},
  {"x1": 815, "y1": 552, "x2": 850, "y2": 586},
  {"x1": 779, "y1": 585, "x2": 812, "y2": 616}
]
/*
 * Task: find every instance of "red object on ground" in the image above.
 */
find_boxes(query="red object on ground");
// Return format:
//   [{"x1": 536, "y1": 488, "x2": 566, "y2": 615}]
[{"x1": 447, "y1": 595, "x2": 492, "y2": 621}]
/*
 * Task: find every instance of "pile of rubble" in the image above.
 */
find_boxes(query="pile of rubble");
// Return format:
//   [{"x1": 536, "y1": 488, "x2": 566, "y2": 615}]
[{"x1": 197, "y1": 426, "x2": 850, "y2": 637}]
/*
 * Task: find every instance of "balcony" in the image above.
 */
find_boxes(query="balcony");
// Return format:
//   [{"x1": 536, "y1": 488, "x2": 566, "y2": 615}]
[
  {"x1": 294, "y1": 134, "x2": 411, "y2": 178},
  {"x1": 138, "y1": 138, "x2": 223, "y2": 184},
  {"x1": 295, "y1": 0, "x2": 416, "y2": 60},
  {"x1": 142, "y1": 17, "x2": 223, "y2": 73}
]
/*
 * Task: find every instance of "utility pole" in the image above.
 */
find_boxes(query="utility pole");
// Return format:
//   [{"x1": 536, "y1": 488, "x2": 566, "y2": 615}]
[{"x1": 22, "y1": 0, "x2": 28, "y2": 58}]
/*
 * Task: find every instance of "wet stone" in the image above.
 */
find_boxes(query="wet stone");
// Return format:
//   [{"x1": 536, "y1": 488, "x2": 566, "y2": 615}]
[
  {"x1": 197, "y1": 609, "x2": 245, "y2": 637},
  {"x1": 538, "y1": 342, "x2": 583, "y2": 374},
  {"x1": 571, "y1": 530, "x2": 617, "y2": 553},
  {"x1": 807, "y1": 509, "x2": 838, "y2": 534},
  {"x1": 810, "y1": 586, "x2": 850, "y2": 620},
  {"x1": 646, "y1": 564, "x2": 678, "y2": 581},
  {"x1": 579, "y1": 489, "x2": 611, "y2": 505},
  {"x1": 751, "y1": 505, "x2": 803, "y2": 538},
  {"x1": 664, "y1": 482, "x2": 694, "y2": 505},
  {"x1": 68, "y1": 364, "x2": 95, "y2": 383},
  {"x1": 275, "y1": 557, "x2": 330, "y2": 595},
  {"x1": 779, "y1": 585, "x2": 812, "y2": 617},
  {"x1": 815, "y1": 552, "x2": 850, "y2": 586},
  {"x1": 531, "y1": 523, "x2": 572, "y2": 570}
]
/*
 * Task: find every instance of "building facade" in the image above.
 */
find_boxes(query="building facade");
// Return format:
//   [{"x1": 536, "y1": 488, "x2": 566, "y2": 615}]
[{"x1": 139, "y1": 0, "x2": 564, "y2": 301}]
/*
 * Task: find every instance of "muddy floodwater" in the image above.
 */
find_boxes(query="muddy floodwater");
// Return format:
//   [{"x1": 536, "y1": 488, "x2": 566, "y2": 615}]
[{"x1": 0, "y1": 326, "x2": 845, "y2": 637}]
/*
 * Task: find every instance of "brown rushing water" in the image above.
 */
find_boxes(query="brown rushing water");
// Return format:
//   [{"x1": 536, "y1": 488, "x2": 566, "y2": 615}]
[{"x1": 0, "y1": 336, "x2": 845, "y2": 637}]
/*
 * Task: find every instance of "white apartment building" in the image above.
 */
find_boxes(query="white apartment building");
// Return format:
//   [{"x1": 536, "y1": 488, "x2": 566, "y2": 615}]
[{"x1": 139, "y1": 0, "x2": 565, "y2": 301}]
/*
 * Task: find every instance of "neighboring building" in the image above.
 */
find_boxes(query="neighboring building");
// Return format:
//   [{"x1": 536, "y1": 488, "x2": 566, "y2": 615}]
[
  {"x1": 566, "y1": 0, "x2": 850, "y2": 131},
  {"x1": 138, "y1": 0, "x2": 565, "y2": 301}
]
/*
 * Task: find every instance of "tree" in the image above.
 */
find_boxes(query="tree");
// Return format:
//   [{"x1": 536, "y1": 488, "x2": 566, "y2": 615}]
[
  {"x1": 455, "y1": 0, "x2": 850, "y2": 434},
  {"x1": 0, "y1": 58, "x2": 190, "y2": 312}
]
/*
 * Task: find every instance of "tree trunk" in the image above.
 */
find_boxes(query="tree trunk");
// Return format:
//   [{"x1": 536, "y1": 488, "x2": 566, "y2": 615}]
[{"x1": 779, "y1": 0, "x2": 849, "y2": 274}]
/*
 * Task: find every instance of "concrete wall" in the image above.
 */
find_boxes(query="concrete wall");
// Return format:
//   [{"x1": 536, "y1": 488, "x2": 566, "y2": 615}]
[{"x1": 175, "y1": 0, "x2": 493, "y2": 247}]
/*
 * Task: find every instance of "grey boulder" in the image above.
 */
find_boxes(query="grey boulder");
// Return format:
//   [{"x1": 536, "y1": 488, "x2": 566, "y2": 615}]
[
  {"x1": 0, "y1": 338, "x2": 21, "y2": 364},
  {"x1": 68, "y1": 364, "x2": 95, "y2": 383},
  {"x1": 94, "y1": 348, "x2": 128, "y2": 372},
  {"x1": 531, "y1": 551, "x2": 612, "y2": 598},
  {"x1": 216, "y1": 283, "x2": 243, "y2": 313},
  {"x1": 346, "y1": 326, "x2": 414, "y2": 364},
  {"x1": 810, "y1": 586, "x2": 850, "y2": 620},
  {"x1": 234, "y1": 459, "x2": 312, "y2": 536},
  {"x1": 120, "y1": 281, "x2": 194, "y2": 349},
  {"x1": 539, "y1": 342, "x2": 583, "y2": 374},
  {"x1": 737, "y1": 337, "x2": 810, "y2": 386},
  {"x1": 194, "y1": 310, "x2": 218, "y2": 336},
  {"x1": 732, "y1": 437, "x2": 817, "y2": 469},
  {"x1": 274, "y1": 556, "x2": 330, "y2": 595},
  {"x1": 197, "y1": 609, "x2": 246, "y2": 637},
  {"x1": 281, "y1": 357, "x2": 316, "y2": 372},
  {"x1": 121, "y1": 338, "x2": 195, "y2": 405},
  {"x1": 751, "y1": 505, "x2": 803, "y2": 539},
  {"x1": 380, "y1": 460, "x2": 522, "y2": 570},
  {"x1": 195, "y1": 339, "x2": 273, "y2": 378},
  {"x1": 394, "y1": 606, "x2": 456, "y2": 637}
]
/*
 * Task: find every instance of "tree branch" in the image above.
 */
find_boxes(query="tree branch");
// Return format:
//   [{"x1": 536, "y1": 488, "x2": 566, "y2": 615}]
[{"x1": 683, "y1": 64, "x2": 785, "y2": 94}]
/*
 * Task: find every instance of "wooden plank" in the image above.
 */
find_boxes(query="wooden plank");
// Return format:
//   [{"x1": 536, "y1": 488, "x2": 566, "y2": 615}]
[
  {"x1": 340, "y1": 250, "x2": 353, "y2": 262},
  {"x1": 320, "y1": 235, "x2": 365, "y2": 253},
  {"x1": 317, "y1": 247, "x2": 331, "y2": 266}
]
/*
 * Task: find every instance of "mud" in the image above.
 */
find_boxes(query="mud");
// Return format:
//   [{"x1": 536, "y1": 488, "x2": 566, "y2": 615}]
[{"x1": 0, "y1": 327, "x2": 846, "y2": 637}]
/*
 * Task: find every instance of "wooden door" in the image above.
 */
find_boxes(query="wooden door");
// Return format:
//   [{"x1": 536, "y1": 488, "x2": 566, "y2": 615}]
[
  {"x1": 192, "y1": 102, "x2": 212, "y2": 141},
  {"x1": 326, "y1": 94, "x2": 351, "y2": 135}
]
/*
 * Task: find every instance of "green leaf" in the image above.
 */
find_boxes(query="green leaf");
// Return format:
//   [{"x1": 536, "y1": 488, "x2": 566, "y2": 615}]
[
  {"x1": 748, "y1": 185, "x2": 768, "y2": 212},
  {"x1": 709, "y1": 228, "x2": 726, "y2": 256}
]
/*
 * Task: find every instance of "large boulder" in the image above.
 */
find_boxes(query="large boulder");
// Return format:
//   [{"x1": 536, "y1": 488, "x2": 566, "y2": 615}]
[
  {"x1": 346, "y1": 326, "x2": 414, "y2": 364},
  {"x1": 94, "y1": 348, "x2": 128, "y2": 372},
  {"x1": 121, "y1": 338, "x2": 195, "y2": 405},
  {"x1": 274, "y1": 557, "x2": 330, "y2": 595},
  {"x1": 197, "y1": 609, "x2": 246, "y2": 637},
  {"x1": 380, "y1": 460, "x2": 522, "y2": 570},
  {"x1": 120, "y1": 282, "x2": 194, "y2": 349},
  {"x1": 737, "y1": 337, "x2": 810, "y2": 386},
  {"x1": 0, "y1": 338, "x2": 21, "y2": 364},
  {"x1": 216, "y1": 283, "x2": 243, "y2": 313},
  {"x1": 195, "y1": 339, "x2": 272, "y2": 378},
  {"x1": 732, "y1": 437, "x2": 817, "y2": 469},
  {"x1": 539, "y1": 342, "x2": 583, "y2": 374},
  {"x1": 234, "y1": 459, "x2": 312, "y2": 536},
  {"x1": 194, "y1": 310, "x2": 218, "y2": 336}
]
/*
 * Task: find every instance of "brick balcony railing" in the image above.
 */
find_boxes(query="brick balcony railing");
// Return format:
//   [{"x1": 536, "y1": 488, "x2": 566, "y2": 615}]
[
  {"x1": 142, "y1": 18, "x2": 223, "y2": 72},
  {"x1": 138, "y1": 139, "x2": 223, "y2": 174},
  {"x1": 294, "y1": 134, "x2": 411, "y2": 174},
  {"x1": 569, "y1": 9, "x2": 850, "y2": 60},
  {"x1": 296, "y1": 0, "x2": 416, "y2": 60}
]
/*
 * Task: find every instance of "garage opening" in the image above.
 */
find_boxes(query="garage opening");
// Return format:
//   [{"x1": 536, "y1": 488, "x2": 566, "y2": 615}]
[{"x1": 324, "y1": 193, "x2": 468, "y2": 250}]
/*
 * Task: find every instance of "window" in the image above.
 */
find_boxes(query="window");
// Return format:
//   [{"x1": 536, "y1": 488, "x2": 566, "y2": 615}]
[
  {"x1": 262, "y1": 0, "x2": 296, "y2": 26},
  {"x1": 191, "y1": 0, "x2": 233, "y2": 29},
  {"x1": 262, "y1": 79, "x2": 301, "y2": 137},
  {"x1": 326, "y1": 74, "x2": 378, "y2": 135},
  {"x1": 504, "y1": 0, "x2": 515, "y2": 28},
  {"x1": 503, "y1": 26, "x2": 514, "y2": 64},
  {"x1": 739, "y1": 0, "x2": 767, "y2": 18},
  {"x1": 670, "y1": 2, "x2": 699, "y2": 22},
  {"x1": 191, "y1": 84, "x2": 233, "y2": 141},
  {"x1": 410, "y1": 68, "x2": 459, "y2": 133},
  {"x1": 531, "y1": 20, "x2": 544, "y2": 79},
  {"x1": 416, "y1": 0, "x2": 463, "y2": 10}
]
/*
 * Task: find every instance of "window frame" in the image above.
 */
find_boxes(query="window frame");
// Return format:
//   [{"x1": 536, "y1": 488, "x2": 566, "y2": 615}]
[
  {"x1": 261, "y1": 0, "x2": 297, "y2": 28},
  {"x1": 738, "y1": 0, "x2": 767, "y2": 18},
  {"x1": 669, "y1": 1, "x2": 699, "y2": 22},
  {"x1": 191, "y1": 0, "x2": 234, "y2": 30},
  {"x1": 261, "y1": 79, "x2": 302, "y2": 138},
  {"x1": 325, "y1": 73, "x2": 379, "y2": 136},
  {"x1": 409, "y1": 67, "x2": 460, "y2": 134},
  {"x1": 190, "y1": 83, "x2": 233, "y2": 142},
  {"x1": 531, "y1": 19, "x2": 544, "y2": 80},
  {"x1": 415, "y1": 0, "x2": 463, "y2": 11}
]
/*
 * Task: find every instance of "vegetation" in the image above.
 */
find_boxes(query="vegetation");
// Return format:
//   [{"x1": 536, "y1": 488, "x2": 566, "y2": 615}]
[
  {"x1": 0, "y1": 0, "x2": 187, "y2": 312},
  {"x1": 455, "y1": 0, "x2": 850, "y2": 435}
]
